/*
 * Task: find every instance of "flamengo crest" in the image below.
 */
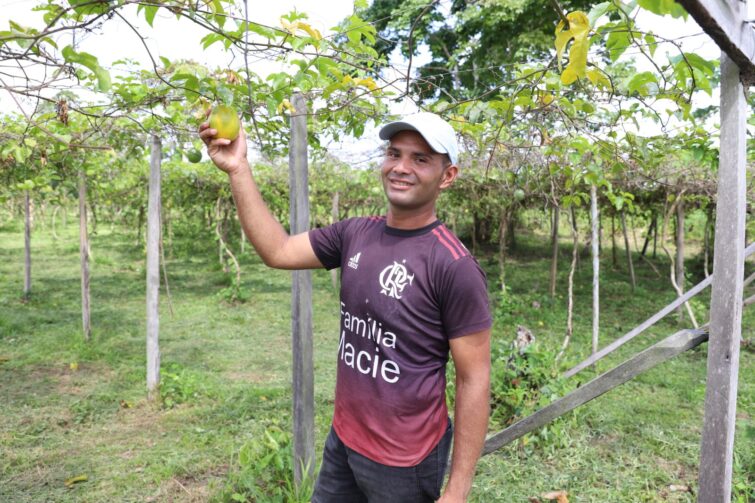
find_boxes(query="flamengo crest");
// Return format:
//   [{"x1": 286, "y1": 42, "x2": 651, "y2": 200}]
[{"x1": 379, "y1": 260, "x2": 414, "y2": 299}]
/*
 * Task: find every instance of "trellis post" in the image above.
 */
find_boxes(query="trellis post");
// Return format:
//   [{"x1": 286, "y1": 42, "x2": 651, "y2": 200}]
[
  {"x1": 697, "y1": 52, "x2": 747, "y2": 503},
  {"x1": 146, "y1": 134, "x2": 162, "y2": 401},
  {"x1": 289, "y1": 92, "x2": 314, "y2": 487}
]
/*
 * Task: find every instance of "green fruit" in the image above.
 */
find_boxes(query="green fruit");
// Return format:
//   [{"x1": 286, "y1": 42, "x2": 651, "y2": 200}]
[
  {"x1": 514, "y1": 188, "x2": 525, "y2": 201},
  {"x1": 186, "y1": 149, "x2": 202, "y2": 163},
  {"x1": 209, "y1": 104, "x2": 240, "y2": 141}
]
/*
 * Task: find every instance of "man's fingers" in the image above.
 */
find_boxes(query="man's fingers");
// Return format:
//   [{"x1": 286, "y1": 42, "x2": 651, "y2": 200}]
[
  {"x1": 208, "y1": 138, "x2": 232, "y2": 147},
  {"x1": 199, "y1": 128, "x2": 217, "y2": 145}
]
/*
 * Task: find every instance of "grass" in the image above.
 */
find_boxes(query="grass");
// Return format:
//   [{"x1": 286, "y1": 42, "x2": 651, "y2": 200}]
[{"x1": 0, "y1": 211, "x2": 753, "y2": 502}]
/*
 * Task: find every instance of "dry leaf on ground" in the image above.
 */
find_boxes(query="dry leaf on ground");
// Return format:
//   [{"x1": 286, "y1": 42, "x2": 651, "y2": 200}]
[{"x1": 541, "y1": 490, "x2": 569, "y2": 503}]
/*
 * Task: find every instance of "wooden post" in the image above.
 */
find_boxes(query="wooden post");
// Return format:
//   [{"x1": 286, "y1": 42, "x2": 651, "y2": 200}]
[
  {"x1": 675, "y1": 199, "x2": 686, "y2": 323},
  {"x1": 611, "y1": 214, "x2": 618, "y2": 268},
  {"x1": 590, "y1": 185, "x2": 600, "y2": 360},
  {"x1": 698, "y1": 53, "x2": 747, "y2": 503},
  {"x1": 289, "y1": 93, "x2": 314, "y2": 486},
  {"x1": 331, "y1": 191, "x2": 339, "y2": 290},
  {"x1": 549, "y1": 205, "x2": 559, "y2": 298},
  {"x1": 146, "y1": 135, "x2": 162, "y2": 401},
  {"x1": 79, "y1": 170, "x2": 91, "y2": 340},
  {"x1": 498, "y1": 206, "x2": 509, "y2": 292},
  {"x1": 23, "y1": 190, "x2": 31, "y2": 300},
  {"x1": 620, "y1": 211, "x2": 636, "y2": 291}
]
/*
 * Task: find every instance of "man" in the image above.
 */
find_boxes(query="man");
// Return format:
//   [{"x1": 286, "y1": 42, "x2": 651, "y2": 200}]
[{"x1": 200, "y1": 111, "x2": 491, "y2": 502}]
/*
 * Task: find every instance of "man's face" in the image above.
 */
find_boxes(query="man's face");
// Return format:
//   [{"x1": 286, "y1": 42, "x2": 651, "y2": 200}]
[{"x1": 380, "y1": 130, "x2": 457, "y2": 214}]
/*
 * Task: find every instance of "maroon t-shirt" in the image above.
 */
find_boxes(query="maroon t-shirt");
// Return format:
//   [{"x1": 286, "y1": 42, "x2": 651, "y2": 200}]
[{"x1": 309, "y1": 216, "x2": 492, "y2": 467}]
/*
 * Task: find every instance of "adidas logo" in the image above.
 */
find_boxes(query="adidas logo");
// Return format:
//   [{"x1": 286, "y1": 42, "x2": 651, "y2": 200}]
[{"x1": 348, "y1": 252, "x2": 361, "y2": 270}]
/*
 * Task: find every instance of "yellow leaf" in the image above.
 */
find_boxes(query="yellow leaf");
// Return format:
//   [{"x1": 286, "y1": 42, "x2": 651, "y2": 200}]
[
  {"x1": 554, "y1": 11, "x2": 591, "y2": 85},
  {"x1": 299, "y1": 22, "x2": 322, "y2": 41},
  {"x1": 70, "y1": 362, "x2": 79, "y2": 371},
  {"x1": 561, "y1": 67, "x2": 579, "y2": 85},
  {"x1": 280, "y1": 19, "x2": 298, "y2": 35},
  {"x1": 586, "y1": 68, "x2": 611, "y2": 90},
  {"x1": 64, "y1": 474, "x2": 88, "y2": 487},
  {"x1": 276, "y1": 99, "x2": 296, "y2": 115},
  {"x1": 355, "y1": 77, "x2": 378, "y2": 91},
  {"x1": 280, "y1": 19, "x2": 322, "y2": 40},
  {"x1": 554, "y1": 21, "x2": 572, "y2": 71}
]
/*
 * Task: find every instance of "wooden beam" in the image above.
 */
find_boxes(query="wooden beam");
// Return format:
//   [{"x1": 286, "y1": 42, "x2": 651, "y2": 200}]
[
  {"x1": 483, "y1": 328, "x2": 709, "y2": 456},
  {"x1": 698, "y1": 53, "x2": 747, "y2": 503},
  {"x1": 676, "y1": 0, "x2": 755, "y2": 83},
  {"x1": 562, "y1": 241, "x2": 755, "y2": 379},
  {"x1": 289, "y1": 93, "x2": 314, "y2": 486}
]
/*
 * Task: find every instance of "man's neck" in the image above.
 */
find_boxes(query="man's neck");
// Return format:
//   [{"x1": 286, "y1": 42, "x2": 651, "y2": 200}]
[{"x1": 385, "y1": 207, "x2": 438, "y2": 230}]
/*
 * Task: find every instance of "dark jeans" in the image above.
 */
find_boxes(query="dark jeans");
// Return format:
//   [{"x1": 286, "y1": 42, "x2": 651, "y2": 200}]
[{"x1": 311, "y1": 421, "x2": 453, "y2": 503}]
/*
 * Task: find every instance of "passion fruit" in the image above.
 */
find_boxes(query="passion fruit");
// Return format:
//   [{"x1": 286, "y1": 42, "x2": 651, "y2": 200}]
[
  {"x1": 186, "y1": 149, "x2": 202, "y2": 163},
  {"x1": 208, "y1": 104, "x2": 240, "y2": 141}
]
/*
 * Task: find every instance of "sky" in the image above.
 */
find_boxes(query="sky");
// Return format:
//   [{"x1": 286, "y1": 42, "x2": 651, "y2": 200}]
[{"x1": 0, "y1": 0, "x2": 746, "y2": 161}]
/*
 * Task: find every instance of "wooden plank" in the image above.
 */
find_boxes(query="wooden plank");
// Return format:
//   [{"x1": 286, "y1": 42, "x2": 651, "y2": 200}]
[
  {"x1": 289, "y1": 93, "x2": 314, "y2": 486},
  {"x1": 562, "y1": 242, "x2": 755, "y2": 379},
  {"x1": 146, "y1": 135, "x2": 161, "y2": 401},
  {"x1": 698, "y1": 53, "x2": 747, "y2": 503},
  {"x1": 677, "y1": 0, "x2": 755, "y2": 83},
  {"x1": 483, "y1": 328, "x2": 709, "y2": 456}
]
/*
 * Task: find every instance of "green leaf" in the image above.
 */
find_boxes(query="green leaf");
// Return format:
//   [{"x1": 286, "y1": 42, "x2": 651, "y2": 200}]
[
  {"x1": 606, "y1": 29, "x2": 631, "y2": 62},
  {"x1": 683, "y1": 53, "x2": 716, "y2": 76},
  {"x1": 625, "y1": 71, "x2": 658, "y2": 96},
  {"x1": 200, "y1": 32, "x2": 223, "y2": 49},
  {"x1": 246, "y1": 22, "x2": 277, "y2": 40},
  {"x1": 637, "y1": 0, "x2": 687, "y2": 18},
  {"x1": 644, "y1": 33, "x2": 657, "y2": 57},
  {"x1": 587, "y1": 2, "x2": 612, "y2": 26},
  {"x1": 144, "y1": 5, "x2": 158, "y2": 27},
  {"x1": 61, "y1": 46, "x2": 111, "y2": 91},
  {"x1": 67, "y1": 0, "x2": 109, "y2": 16}
]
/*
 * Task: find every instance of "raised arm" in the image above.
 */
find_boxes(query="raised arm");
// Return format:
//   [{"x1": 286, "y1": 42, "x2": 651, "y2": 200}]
[
  {"x1": 439, "y1": 328, "x2": 491, "y2": 502},
  {"x1": 199, "y1": 121, "x2": 323, "y2": 270}
]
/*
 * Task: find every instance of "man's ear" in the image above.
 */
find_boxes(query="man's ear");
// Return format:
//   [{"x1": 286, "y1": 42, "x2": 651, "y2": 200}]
[{"x1": 440, "y1": 164, "x2": 458, "y2": 190}]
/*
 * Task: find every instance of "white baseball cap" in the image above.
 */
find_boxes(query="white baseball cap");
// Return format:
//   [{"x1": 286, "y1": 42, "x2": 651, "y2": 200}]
[{"x1": 379, "y1": 112, "x2": 459, "y2": 165}]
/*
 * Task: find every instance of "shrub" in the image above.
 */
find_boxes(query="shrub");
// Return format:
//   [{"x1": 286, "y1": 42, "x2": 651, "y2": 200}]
[{"x1": 214, "y1": 424, "x2": 313, "y2": 503}]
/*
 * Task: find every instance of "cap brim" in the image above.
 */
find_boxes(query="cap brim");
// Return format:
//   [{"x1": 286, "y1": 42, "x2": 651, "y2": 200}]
[{"x1": 379, "y1": 121, "x2": 451, "y2": 160}]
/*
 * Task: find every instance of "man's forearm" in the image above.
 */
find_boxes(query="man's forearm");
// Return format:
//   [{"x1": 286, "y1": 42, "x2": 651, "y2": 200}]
[
  {"x1": 226, "y1": 162, "x2": 290, "y2": 267},
  {"x1": 443, "y1": 375, "x2": 490, "y2": 500}
]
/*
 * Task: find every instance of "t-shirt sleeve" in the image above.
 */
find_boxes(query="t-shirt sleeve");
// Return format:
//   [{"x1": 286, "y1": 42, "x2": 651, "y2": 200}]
[
  {"x1": 308, "y1": 219, "x2": 349, "y2": 270},
  {"x1": 438, "y1": 257, "x2": 492, "y2": 339}
]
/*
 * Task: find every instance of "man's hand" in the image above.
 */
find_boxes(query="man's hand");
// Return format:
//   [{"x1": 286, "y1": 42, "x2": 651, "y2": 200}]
[
  {"x1": 198, "y1": 115, "x2": 248, "y2": 176},
  {"x1": 436, "y1": 491, "x2": 466, "y2": 503}
]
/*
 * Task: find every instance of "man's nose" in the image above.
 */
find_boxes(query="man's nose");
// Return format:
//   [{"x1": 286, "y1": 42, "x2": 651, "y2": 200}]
[{"x1": 391, "y1": 155, "x2": 411, "y2": 174}]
